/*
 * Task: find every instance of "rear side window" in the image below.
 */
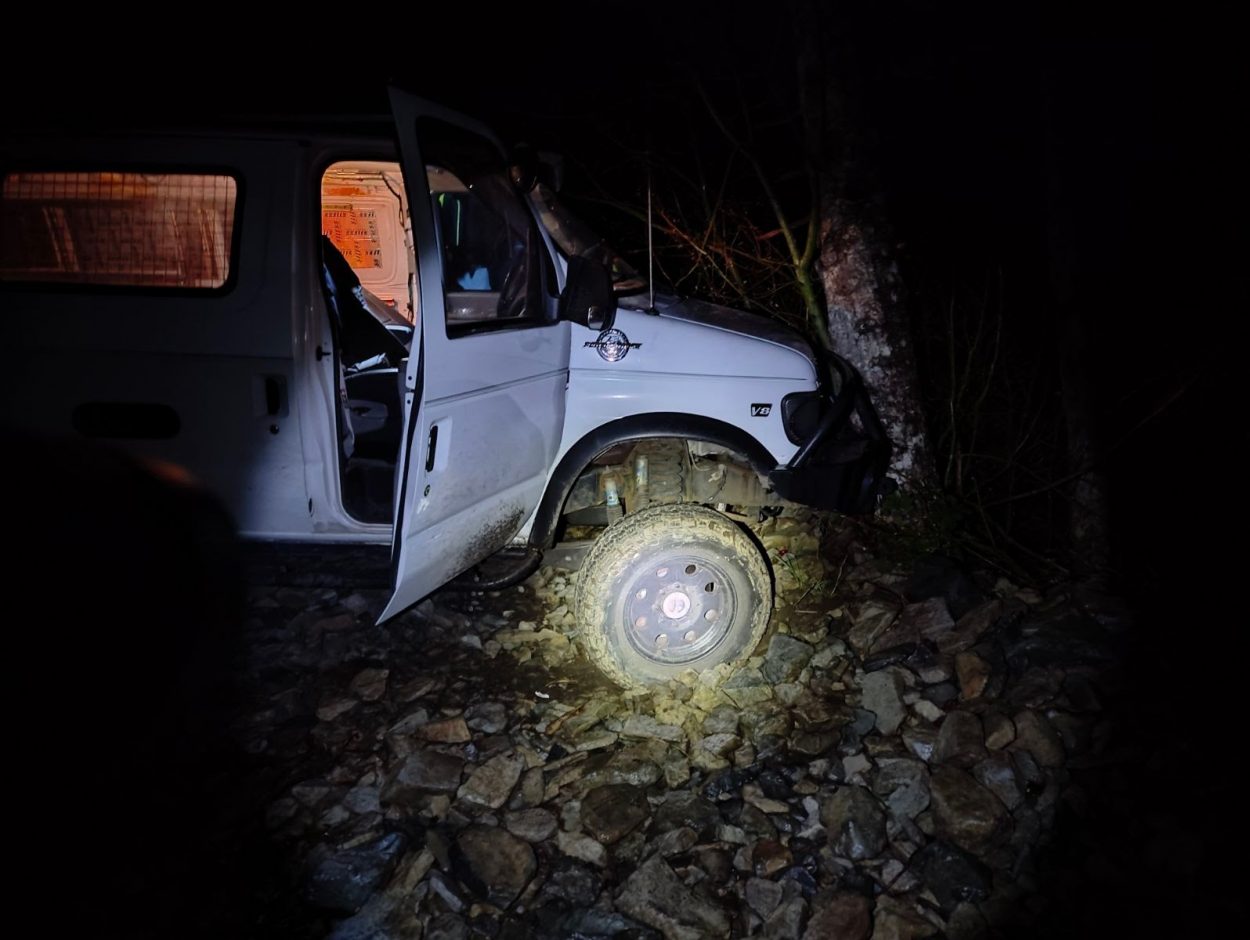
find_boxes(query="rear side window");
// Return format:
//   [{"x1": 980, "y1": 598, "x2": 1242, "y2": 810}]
[{"x1": 1, "y1": 171, "x2": 238, "y2": 289}]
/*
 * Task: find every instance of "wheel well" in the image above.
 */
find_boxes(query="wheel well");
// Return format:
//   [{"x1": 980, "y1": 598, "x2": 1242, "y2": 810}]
[{"x1": 528, "y1": 413, "x2": 778, "y2": 550}]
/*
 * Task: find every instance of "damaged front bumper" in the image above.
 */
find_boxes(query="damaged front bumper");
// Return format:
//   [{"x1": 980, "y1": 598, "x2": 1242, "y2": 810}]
[{"x1": 768, "y1": 357, "x2": 893, "y2": 515}]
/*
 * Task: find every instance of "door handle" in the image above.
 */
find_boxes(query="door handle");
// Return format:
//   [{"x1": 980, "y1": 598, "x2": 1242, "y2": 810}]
[
  {"x1": 255, "y1": 374, "x2": 287, "y2": 419},
  {"x1": 264, "y1": 376, "x2": 283, "y2": 416},
  {"x1": 425, "y1": 424, "x2": 439, "y2": 472}
]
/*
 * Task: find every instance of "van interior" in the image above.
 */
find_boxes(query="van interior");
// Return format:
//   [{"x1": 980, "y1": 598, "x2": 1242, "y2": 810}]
[
  {"x1": 320, "y1": 150, "x2": 543, "y2": 524},
  {"x1": 319, "y1": 161, "x2": 414, "y2": 523}
]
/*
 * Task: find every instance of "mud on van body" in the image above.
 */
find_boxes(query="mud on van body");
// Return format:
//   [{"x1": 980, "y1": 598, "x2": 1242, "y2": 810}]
[{"x1": 0, "y1": 91, "x2": 891, "y2": 686}]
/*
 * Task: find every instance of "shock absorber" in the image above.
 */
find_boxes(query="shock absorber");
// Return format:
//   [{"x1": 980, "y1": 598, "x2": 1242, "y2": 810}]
[{"x1": 634, "y1": 454, "x2": 649, "y2": 508}]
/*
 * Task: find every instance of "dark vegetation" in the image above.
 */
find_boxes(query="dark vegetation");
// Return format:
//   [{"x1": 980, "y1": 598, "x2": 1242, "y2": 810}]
[{"x1": 507, "y1": 17, "x2": 1238, "y2": 596}]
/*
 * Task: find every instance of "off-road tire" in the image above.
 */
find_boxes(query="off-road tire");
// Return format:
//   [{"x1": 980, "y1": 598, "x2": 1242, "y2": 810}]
[{"x1": 575, "y1": 503, "x2": 773, "y2": 688}]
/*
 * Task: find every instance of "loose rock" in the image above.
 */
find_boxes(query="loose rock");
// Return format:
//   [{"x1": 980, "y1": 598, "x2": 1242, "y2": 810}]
[
  {"x1": 428, "y1": 870, "x2": 467, "y2": 913},
  {"x1": 702, "y1": 705, "x2": 741, "y2": 735},
  {"x1": 934, "y1": 711, "x2": 986, "y2": 767},
  {"x1": 900, "y1": 598, "x2": 955, "y2": 643},
  {"x1": 557, "y1": 829, "x2": 609, "y2": 867},
  {"x1": 418, "y1": 717, "x2": 471, "y2": 743},
  {"x1": 848, "y1": 601, "x2": 900, "y2": 653},
  {"x1": 316, "y1": 695, "x2": 358, "y2": 722},
  {"x1": 983, "y1": 712, "x2": 1015, "y2": 749},
  {"x1": 938, "y1": 600, "x2": 1003, "y2": 655},
  {"x1": 456, "y1": 752, "x2": 524, "y2": 810},
  {"x1": 753, "y1": 839, "x2": 792, "y2": 877},
  {"x1": 504, "y1": 807, "x2": 558, "y2": 842},
  {"x1": 424, "y1": 913, "x2": 468, "y2": 940},
  {"x1": 861, "y1": 667, "x2": 908, "y2": 735},
  {"x1": 972, "y1": 755, "x2": 1024, "y2": 811},
  {"x1": 700, "y1": 733, "x2": 743, "y2": 757},
  {"x1": 382, "y1": 750, "x2": 465, "y2": 804},
  {"x1": 305, "y1": 832, "x2": 406, "y2": 914},
  {"x1": 762, "y1": 634, "x2": 815, "y2": 684},
  {"x1": 537, "y1": 858, "x2": 602, "y2": 908},
  {"x1": 761, "y1": 896, "x2": 808, "y2": 939},
  {"x1": 464, "y1": 701, "x2": 508, "y2": 734},
  {"x1": 803, "y1": 889, "x2": 871, "y2": 940},
  {"x1": 908, "y1": 839, "x2": 993, "y2": 911},
  {"x1": 929, "y1": 765, "x2": 1011, "y2": 854},
  {"x1": 654, "y1": 790, "x2": 721, "y2": 837},
  {"x1": 873, "y1": 757, "x2": 931, "y2": 820},
  {"x1": 820, "y1": 786, "x2": 888, "y2": 860},
  {"x1": 872, "y1": 894, "x2": 940, "y2": 939},
  {"x1": 581, "y1": 783, "x2": 651, "y2": 844},
  {"x1": 902, "y1": 726, "x2": 939, "y2": 763},
  {"x1": 343, "y1": 785, "x2": 380, "y2": 815},
  {"x1": 616, "y1": 855, "x2": 731, "y2": 939},
  {"x1": 348, "y1": 667, "x2": 388, "y2": 702},
  {"x1": 622, "y1": 714, "x2": 685, "y2": 743},
  {"x1": 954, "y1": 652, "x2": 991, "y2": 700},
  {"x1": 548, "y1": 909, "x2": 650, "y2": 938},
  {"x1": 1012, "y1": 709, "x2": 1066, "y2": 767},
  {"x1": 746, "y1": 876, "x2": 784, "y2": 917},
  {"x1": 723, "y1": 670, "x2": 775, "y2": 708},
  {"x1": 644, "y1": 825, "x2": 698, "y2": 859},
  {"x1": 452, "y1": 825, "x2": 536, "y2": 906},
  {"x1": 911, "y1": 699, "x2": 945, "y2": 723}
]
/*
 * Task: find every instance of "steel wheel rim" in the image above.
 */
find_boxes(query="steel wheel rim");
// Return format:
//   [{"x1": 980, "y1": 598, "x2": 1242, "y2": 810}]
[{"x1": 623, "y1": 553, "x2": 738, "y2": 664}]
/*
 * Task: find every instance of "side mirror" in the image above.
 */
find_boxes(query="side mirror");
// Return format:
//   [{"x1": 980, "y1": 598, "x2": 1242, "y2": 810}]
[{"x1": 559, "y1": 256, "x2": 616, "y2": 332}]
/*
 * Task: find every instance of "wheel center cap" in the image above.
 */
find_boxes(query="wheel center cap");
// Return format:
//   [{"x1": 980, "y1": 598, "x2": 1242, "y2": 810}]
[{"x1": 661, "y1": 591, "x2": 692, "y2": 619}]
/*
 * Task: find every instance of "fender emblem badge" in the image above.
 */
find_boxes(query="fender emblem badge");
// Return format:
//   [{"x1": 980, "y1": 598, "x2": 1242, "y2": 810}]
[
  {"x1": 751, "y1": 403, "x2": 772, "y2": 417},
  {"x1": 585, "y1": 328, "x2": 642, "y2": 362}
]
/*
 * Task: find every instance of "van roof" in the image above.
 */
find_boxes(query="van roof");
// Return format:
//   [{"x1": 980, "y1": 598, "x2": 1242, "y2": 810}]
[{"x1": 5, "y1": 114, "x2": 398, "y2": 144}]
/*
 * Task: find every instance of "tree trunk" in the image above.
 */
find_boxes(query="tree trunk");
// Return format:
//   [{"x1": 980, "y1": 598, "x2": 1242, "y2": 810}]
[
  {"x1": 816, "y1": 196, "x2": 932, "y2": 486},
  {"x1": 797, "y1": 12, "x2": 933, "y2": 488},
  {"x1": 1056, "y1": 312, "x2": 1110, "y2": 574},
  {"x1": 1043, "y1": 56, "x2": 1111, "y2": 575}
]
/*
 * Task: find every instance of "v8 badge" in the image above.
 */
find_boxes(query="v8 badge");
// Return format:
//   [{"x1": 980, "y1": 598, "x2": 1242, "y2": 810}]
[{"x1": 751, "y1": 403, "x2": 772, "y2": 417}]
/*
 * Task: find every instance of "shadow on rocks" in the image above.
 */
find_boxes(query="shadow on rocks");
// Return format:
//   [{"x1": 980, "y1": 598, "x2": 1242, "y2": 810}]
[{"x1": 3, "y1": 432, "x2": 283, "y2": 936}]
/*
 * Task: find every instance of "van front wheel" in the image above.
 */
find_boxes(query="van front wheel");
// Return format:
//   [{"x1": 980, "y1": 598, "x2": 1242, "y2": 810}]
[{"x1": 574, "y1": 504, "x2": 772, "y2": 688}]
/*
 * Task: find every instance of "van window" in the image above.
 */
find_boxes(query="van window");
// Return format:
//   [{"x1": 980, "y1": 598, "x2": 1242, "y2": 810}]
[
  {"x1": 0, "y1": 171, "x2": 238, "y2": 289},
  {"x1": 321, "y1": 161, "x2": 415, "y2": 321},
  {"x1": 420, "y1": 118, "x2": 546, "y2": 333}
]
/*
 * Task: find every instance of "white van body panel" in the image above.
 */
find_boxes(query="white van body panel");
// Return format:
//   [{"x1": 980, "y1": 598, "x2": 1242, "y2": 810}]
[
  {"x1": 2, "y1": 99, "x2": 889, "y2": 622},
  {"x1": 559, "y1": 306, "x2": 817, "y2": 468},
  {"x1": 0, "y1": 135, "x2": 324, "y2": 539},
  {"x1": 379, "y1": 91, "x2": 569, "y2": 619}
]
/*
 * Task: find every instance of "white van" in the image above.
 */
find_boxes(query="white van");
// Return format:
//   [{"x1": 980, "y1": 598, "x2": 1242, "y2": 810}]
[{"x1": 0, "y1": 91, "x2": 890, "y2": 686}]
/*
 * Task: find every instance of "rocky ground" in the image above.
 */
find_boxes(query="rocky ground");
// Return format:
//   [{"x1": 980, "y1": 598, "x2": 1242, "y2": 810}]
[{"x1": 149, "y1": 509, "x2": 1172, "y2": 940}]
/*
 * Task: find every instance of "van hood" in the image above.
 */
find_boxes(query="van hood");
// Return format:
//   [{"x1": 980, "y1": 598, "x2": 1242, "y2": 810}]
[{"x1": 622, "y1": 294, "x2": 816, "y2": 362}]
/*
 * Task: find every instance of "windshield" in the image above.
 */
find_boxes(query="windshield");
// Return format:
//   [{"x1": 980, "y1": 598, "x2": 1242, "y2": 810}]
[{"x1": 526, "y1": 182, "x2": 647, "y2": 293}]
